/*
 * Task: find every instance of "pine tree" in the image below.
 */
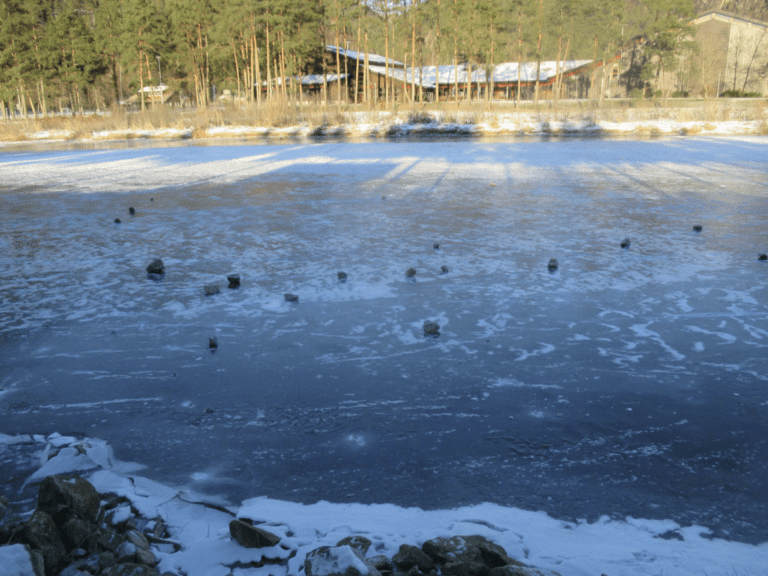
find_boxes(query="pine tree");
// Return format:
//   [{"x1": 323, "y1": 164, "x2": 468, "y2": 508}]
[
  {"x1": 639, "y1": 0, "x2": 696, "y2": 99},
  {"x1": 46, "y1": 1, "x2": 107, "y2": 113},
  {"x1": 0, "y1": 0, "x2": 36, "y2": 118}
]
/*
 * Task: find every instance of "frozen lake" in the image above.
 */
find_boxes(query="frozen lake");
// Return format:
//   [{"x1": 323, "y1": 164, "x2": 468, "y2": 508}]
[{"x1": 1, "y1": 137, "x2": 767, "y2": 545}]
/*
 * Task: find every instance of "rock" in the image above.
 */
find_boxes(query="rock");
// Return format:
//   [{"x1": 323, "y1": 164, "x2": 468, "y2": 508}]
[
  {"x1": 229, "y1": 519, "x2": 281, "y2": 548},
  {"x1": 203, "y1": 285, "x2": 220, "y2": 296},
  {"x1": 38, "y1": 475, "x2": 101, "y2": 524},
  {"x1": 337, "y1": 271, "x2": 348, "y2": 282},
  {"x1": 59, "y1": 565, "x2": 89, "y2": 576},
  {"x1": 62, "y1": 518, "x2": 90, "y2": 550},
  {"x1": 405, "y1": 267, "x2": 417, "y2": 277},
  {"x1": 758, "y1": 254, "x2": 767, "y2": 261},
  {"x1": 98, "y1": 551, "x2": 117, "y2": 571},
  {"x1": 304, "y1": 545, "x2": 381, "y2": 576},
  {"x1": 423, "y1": 321, "x2": 440, "y2": 335},
  {"x1": 392, "y1": 544, "x2": 435, "y2": 573},
  {"x1": 368, "y1": 555, "x2": 393, "y2": 572},
  {"x1": 441, "y1": 265, "x2": 449, "y2": 273},
  {"x1": 0, "y1": 543, "x2": 45, "y2": 576},
  {"x1": 86, "y1": 526, "x2": 125, "y2": 554},
  {"x1": 336, "y1": 536, "x2": 371, "y2": 556},
  {"x1": 620, "y1": 238, "x2": 630, "y2": 248},
  {"x1": 209, "y1": 336, "x2": 218, "y2": 349},
  {"x1": 146, "y1": 259, "x2": 165, "y2": 275},
  {"x1": 128, "y1": 207, "x2": 135, "y2": 215},
  {"x1": 422, "y1": 535, "x2": 516, "y2": 576},
  {"x1": 433, "y1": 243, "x2": 440, "y2": 249},
  {"x1": 227, "y1": 274, "x2": 241, "y2": 288},
  {"x1": 284, "y1": 293, "x2": 299, "y2": 302},
  {"x1": 114, "y1": 218, "x2": 121, "y2": 224},
  {"x1": 124, "y1": 530, "x2": 150, "y2": 551},
  {"x1": 24, "y1": 509, "x2": 66, "y2": 572},
  {"x1": 115, "y1": 542, "x2": 137, "y2": 563},
  {"x1": 692, "y1": 224, "x2": 702, "y2": 232},
  {"x1": 547, "y1": 258, "x2": 558, "y2": 271},
  {"x1": 135, "y1": 547, "x2": 157, "y2": 567}
]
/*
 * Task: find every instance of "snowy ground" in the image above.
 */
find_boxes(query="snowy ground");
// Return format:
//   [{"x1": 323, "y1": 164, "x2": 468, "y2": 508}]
[{"x1": 1, "y1": 137, "x2": 768, "y2": 575}]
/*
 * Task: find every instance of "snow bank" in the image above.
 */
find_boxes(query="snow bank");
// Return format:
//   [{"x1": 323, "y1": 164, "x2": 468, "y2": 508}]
[{"x1": 2, "y1": 433, "x2": 766, "y2": 576}]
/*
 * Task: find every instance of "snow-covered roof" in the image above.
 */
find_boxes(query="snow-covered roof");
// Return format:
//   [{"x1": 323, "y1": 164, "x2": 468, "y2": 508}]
[
  {"x1": 326, "y1": 45, "x2": 404, "y2": 68},
  {"x1": 259, "y1": 74, "x2": 348, "y2": 87},
  {"x1": 368, "y1": 60, "x2": 593, "y2": 88},
  {"x1": 141, "y1": 85, "x2": 169, "y2": 92}
]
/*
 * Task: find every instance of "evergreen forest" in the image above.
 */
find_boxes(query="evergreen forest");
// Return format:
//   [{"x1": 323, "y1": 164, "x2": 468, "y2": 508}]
[{"x1": 0, "y1": 0, "x2": 702, "y2": 114}]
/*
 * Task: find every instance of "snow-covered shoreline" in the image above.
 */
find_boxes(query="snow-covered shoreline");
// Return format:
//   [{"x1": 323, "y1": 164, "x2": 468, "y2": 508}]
[
  {"x1": 2, "y1": 432, "x2": 767, "y2": 576},
  {"x1": 3, "y1": 108, "x2": 766, "y2": 146}
]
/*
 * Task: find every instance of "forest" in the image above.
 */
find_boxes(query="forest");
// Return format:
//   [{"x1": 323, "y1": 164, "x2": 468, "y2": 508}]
[{"x1": 0, "y1": 0, "x2": 704, "y2": 115}]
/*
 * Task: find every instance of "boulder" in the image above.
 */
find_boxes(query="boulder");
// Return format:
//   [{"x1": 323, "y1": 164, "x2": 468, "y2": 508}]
[
  {"x1": 146, "y1": 259, "x2": 165, "y2": 275},
  {"x1": 229, "y1": 519, "x2": 281, "y2": 548},
  {"x1": 405, "y1": 268, "x2": 417, "y2": 277},
  {"x1": 392, "y1": 544, "x2": 435, "y2": 573},
  {"x1": 336, "y1": 536, "x2": 371, "y2": 556},
  {"x1": 23, "y1": 509, "x2": 66, "y2": 571},
  {"x1": 422, "y1": 535, "x2": 516, "y2": 576},
  {"x1": 423, "y1": 321, "x2": 440, "y2": 335},
  {"x1": 620, "y1": 238, "x2": 630, "y2": 249},
  {"x1": 284, "y1": 293, "x2": 299, "y2": 302},
  {"x1": 692, "y1": 224, "x2": 703, "y2": 232},
  {"x1": 227, "y1": 274, "x2": 241, "y2": 288},
  {"x1": 338, "y1": 272, "x2": 348, "y2": 282},
  {"x1": 128, "y1": 207, "x2": 135, "y2": 215},
  {"x1": 304, "y1": 545, "x2": 380, "y2": 576},
  {"x1": 38, "y1": 476, "x2": 100, "y2": 524},
  {"x1": 441, "y1": 265, "x2": 449, "y2": 273},
  {"x1": 758, "y1": 254, "x2": 767, "y2": 261},
  {"x1": 0, "y1": 543, "x2": 45, "y2": 576},
  {"x1": 114, "y1": 218, "x2": 121, "y2": 224},
  {"x1": 203, "y1": 285, "x2": 220, "y2": 296},
  {"x1": 209, "y1": 336, "x2": 218, "y2": 349},
  {"x1": 547, "y1": 258, "x2": 558, "y2": 271}
]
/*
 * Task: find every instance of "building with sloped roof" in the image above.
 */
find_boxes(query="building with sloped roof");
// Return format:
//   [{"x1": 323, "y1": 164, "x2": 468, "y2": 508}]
[{"x1": 692, "y1": 10, "x2": 768, "y2": 95}]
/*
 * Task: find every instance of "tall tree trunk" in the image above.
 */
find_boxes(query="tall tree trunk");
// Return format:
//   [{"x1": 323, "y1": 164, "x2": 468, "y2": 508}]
[
  {"x1": 355, "y1": 6, "x2": 363, "y2": 105},
  {"x1": 334, "y1": 0, "x2": 342, "y2": 105},
  {"x1": 435, "y1": 0, "x2": 440, "y2": 103},
  {"x1": 534, "y1": 0, "x2": 542, "y2": 109},
  {"x1": 411, "y1": 6, "x2": 416, "y2": 105},
  {"x1": 265, "y1": 20, "x2": 272, "y2": 101},
  {"x1": 489, "y1": 22, "x2": 495, "y2": 105},
  {"x1": 385, "y1": 18, "x2": 389, "y2": 107},
  {"x1": 139, "y1": 42, "x2": 145, "y2": 111},
  {"x1": 233, "y1": 43, "x2": 241, "y2": 103},
  {"x1": 254, "y1": 37, "x2": 262, "y2": 105},
  {"x1": 517, "y1": 2, "x2": 522, "y2": 106},
  {"x1": 355, "y1": 5, "x2": 361, "y2": 105},
  {"x1": 364, "y1": 33, "x2": 370, "y2": 104},
  {"x1": 453, "y1": 0, "x2": 459, "y2": 103}
]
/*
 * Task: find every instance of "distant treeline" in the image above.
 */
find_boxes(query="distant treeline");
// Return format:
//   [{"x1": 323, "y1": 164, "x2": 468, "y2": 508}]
[{"x1": 0, "y1": 0, "x2": 698, "y2": 114}]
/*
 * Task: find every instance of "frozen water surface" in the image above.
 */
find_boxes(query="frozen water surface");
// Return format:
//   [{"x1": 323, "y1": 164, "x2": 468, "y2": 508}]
[{"x1": 1, "y1": 138, "x2": 768, "y2": 549}]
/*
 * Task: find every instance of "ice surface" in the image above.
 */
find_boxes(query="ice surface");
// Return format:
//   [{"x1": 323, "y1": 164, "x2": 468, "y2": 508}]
[{"x1": 1, "y1": 138, "x2": 767, "y2": 554}]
